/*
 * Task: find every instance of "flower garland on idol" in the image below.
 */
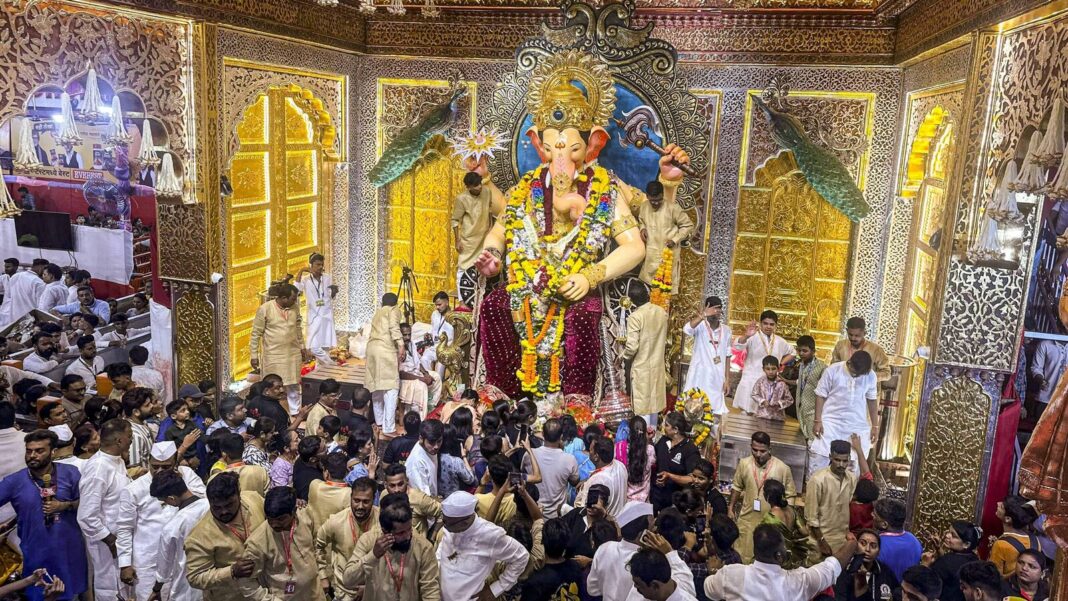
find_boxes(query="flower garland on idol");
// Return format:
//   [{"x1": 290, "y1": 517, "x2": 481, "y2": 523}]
[
  {"x1": 675, "y1": 388, "x2": 715, "y2": 445},
  {"x1": 504, "y1": 163, "x2": 615, "y2": 397}
]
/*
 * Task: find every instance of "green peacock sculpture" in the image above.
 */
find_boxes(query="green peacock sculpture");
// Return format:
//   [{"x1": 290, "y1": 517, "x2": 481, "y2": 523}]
[
  {"x1": 752, "y1": 96, "x2": 870, "y2": 222},
  {"x1": 368, "y1": 87, "x2": 468, "y2": 187}
]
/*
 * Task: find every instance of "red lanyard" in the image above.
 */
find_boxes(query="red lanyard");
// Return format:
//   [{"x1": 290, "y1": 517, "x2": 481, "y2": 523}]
[
  {"x1": 704, "y1": 322, "x2": 721, "y2": 351},
  {"x1": 222, "y1": 509, "x2": 249, "y2": 543},
  {"x1": 384, "y1": 552, "x2": 406, "y2": 592},
  {"x1": 281, "y1": 518, "x2": 297, "y2": 575},
  {"x1": 348, "y1": 512, "x2": 364, "y2": 543},
  {"x1": 752, "y1": 460, "x2": 772, "y2": 492},
  {"x1": 228, "y1": 461, "x2": 246, "y2": 470}
]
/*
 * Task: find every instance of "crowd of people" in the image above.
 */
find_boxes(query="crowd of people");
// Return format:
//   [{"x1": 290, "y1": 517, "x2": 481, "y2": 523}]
[{"x1": 0, "y1": 364, "x2": 1055, "y2": 601}]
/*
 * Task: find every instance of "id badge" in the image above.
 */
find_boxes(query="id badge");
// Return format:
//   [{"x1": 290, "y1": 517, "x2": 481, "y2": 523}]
[
  {"x1": 713, "y1": 356, "x2": 721, "y2": 364},
  {"x1": 284, "y1": 581, "x2": 296, "y2": 595},
  {"x1": 753, "y1": 499, "x2": 761, "y2": 512},
  {"x1": 316, "y1": 299, "x2": 325, "y2": 307}
]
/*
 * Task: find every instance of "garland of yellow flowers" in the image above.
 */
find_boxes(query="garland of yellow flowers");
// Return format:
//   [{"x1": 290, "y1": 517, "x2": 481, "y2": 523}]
[
  {"x1": 504, "y1": 164, "x2": 614, "y2": 395},
  {"x1": 675, "y1": 388, "x2": 715, "y2": 445},
  {"x1": 650, "y1": 248, "x2": 673, "y2": 311}
]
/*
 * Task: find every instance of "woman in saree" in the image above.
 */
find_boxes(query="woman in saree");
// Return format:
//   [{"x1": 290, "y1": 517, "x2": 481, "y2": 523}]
[{"x1": 761, "y1": 478, "x2": 811, "y2": 569}]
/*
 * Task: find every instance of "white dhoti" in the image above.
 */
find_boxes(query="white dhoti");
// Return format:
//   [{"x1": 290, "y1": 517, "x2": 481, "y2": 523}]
[
  {"x1": 399, "y1": 372, "x2": 442, "y2": 418},
  {"x1": 132, "y1": 564, "x2": 158, "y2": 601}
]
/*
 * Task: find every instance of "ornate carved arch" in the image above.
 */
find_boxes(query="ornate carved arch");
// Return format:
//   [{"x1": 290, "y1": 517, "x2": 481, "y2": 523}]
[{"x1": 901, "y1": 106, "x2": 953, "y2": 198}]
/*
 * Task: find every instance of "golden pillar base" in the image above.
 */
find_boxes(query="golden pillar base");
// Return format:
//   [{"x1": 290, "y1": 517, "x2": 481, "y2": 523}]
[{"x1": 163, "y1": 280, "x2": 218, "y2": 392}]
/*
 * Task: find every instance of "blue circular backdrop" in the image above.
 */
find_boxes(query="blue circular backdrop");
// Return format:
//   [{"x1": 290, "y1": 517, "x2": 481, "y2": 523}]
[{"x1": 515, "y1": 82, "x2": 663, "y2": 190}]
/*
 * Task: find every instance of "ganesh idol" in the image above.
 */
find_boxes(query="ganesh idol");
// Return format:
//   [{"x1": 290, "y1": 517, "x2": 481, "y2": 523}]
[{"x1": 472, "y1": 50, "x2": 690, "y2": 408}]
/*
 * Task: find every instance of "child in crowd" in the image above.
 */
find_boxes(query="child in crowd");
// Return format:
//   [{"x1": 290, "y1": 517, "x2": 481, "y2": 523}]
[
  {"x1": 850, "y1": 479, "x2": 879, "y2": 534},
  {"x1": 991, "y1": 494, "x2": 1042, "y2": 578},
  {"x1": 752, "y1": 355, "x2": 793, "y2": 421},
  {"x1": 162, "y1": 399, "x2": 202, "y2": 468}
]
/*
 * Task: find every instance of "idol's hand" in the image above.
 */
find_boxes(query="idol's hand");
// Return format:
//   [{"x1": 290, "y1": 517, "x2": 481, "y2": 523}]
[
  {"x1": 659, "y1": 143, "x2": 690, "y2": 181},
  {"x1": 463, "y1": 155, "x2": 490, "y2": 179},
  {"x1": 474, "y1": 249, "x2": 502, "y2": 277},
  {"x1": 560, "y1": 274, "x2": 591, "y2": 301}
]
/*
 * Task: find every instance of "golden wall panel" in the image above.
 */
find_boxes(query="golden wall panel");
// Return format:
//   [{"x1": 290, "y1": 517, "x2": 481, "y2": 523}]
[
  {"x1": 172, "y1": 287, "x2": 216, "y2": 390},
  {"x1": 913, "y1": 252, "x2": 936, "y2": 311},
  {"x1": 230, "y1": 325, "x2": 254, "y2": 381},
  {"x1": 286, "y1": 150, "x2": 318, "y2": 200},
  {"x1": 732, "y1": 236, "x2": 766, "y2": 273},
  {"x1": 911, "y1": 369, "x2": 997, "y2": 549},
  {"x1": 230, "y1": 211, "x2": 271, "y2": 266},
  {"x1": 230, "y1": 267, "x2": 270, "y2": 326},
  {"x1": 814, "y1": 241, "x2": 851, "y2": 280},
  {"x1": 728, "y1": 152, "x2": 854, "y2": 350},
  {"x1": 285, "y1": 98, "x2": 314, "y2": 144},
  {"x1": 735, "y1": 189, "x2": 771, "y2": 234},
  {"x1": 231, "y1": 153, "x2": 270, "y2": 206},
  {"x1": 237, "y1": 96, "x2": 269, "y2": 145},
  {"x1": 287, "y1": 202, "x2": 318, "y2": 253}
]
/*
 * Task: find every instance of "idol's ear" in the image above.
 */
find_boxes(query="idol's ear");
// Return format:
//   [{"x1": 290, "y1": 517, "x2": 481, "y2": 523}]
[
  {"x1": 526, "y1": 127, "x2": 548, "y2": 163},
  {"x1": 585, "y1": 126, "x2": 609, "y2": 163}
]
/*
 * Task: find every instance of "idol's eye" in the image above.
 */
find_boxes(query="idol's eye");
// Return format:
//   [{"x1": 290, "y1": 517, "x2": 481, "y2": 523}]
[{"x1": 553, "y1": 110, "x2": 564, "y2": 121}]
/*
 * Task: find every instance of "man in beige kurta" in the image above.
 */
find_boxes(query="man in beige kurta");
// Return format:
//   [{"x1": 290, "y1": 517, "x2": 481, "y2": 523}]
[
  {"x1": 831, "y1": 316, "x2": 891, "y2": 383},
  {"x1": 622, "y1": 290, "x2": 669, "y2": 419},
  {"x1": 452, "y1": 172, "x2": 493, "y2": 301},
  {"x1": 315, "y1": 505, "x2": 379, "y2": 600},
  {"x1": 806, "y1": 440, "x2": 857, "y2": 564},
  {"x1": 239, "y1": 503, "x2": 324, "y2": 601},
  {"x1": 308, "y1": 478, "x2": 353, "y2": 535},
  {"x1": 383, "y1": 464, "x2": 442, "y2": 535},
  {"x1": 728, "y1": 434, "x2": 796, "y2": 563},
  {"x1": 184, "y1": 487, "x2": 266, "y2": 601},
  {"x1": 366, "y1": 294, "x2": 404, "y2": 435},
  {"x1": 210, "y1": 462, "x2": 268, "y2": 497},
  {"x1": 250, "y1": 283, "x2": 306, "y2": 414},
  {"x1": 343, "y1": 505, "x2": 440, "y2": 601},
  {"x1": 637, "y1": 180, "x2": 695, "y2": 291}
]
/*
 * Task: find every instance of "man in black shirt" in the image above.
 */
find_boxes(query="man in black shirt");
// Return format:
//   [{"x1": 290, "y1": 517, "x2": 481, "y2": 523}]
[
  {"x1": 522, "y1": 517, "x2": 585, "y2": 601},
  {"x1": 292, "y1": 435, "x2": 323, "y2": 501},
  {"x1": 651, "y1": 412, "x2": 701, "y2": 513},
  {"x1": 345, "y1": 387, "x2": 374, "y2": 438},
  {"x1": 560, "y1": 483, "x2": 611, "y2": 560},
  {"x1": 383, "y1": 410, "x2": 421, "y2": 467},
  {"x1": 246, "y1": 374, "x2": 291, "y2": 431}
]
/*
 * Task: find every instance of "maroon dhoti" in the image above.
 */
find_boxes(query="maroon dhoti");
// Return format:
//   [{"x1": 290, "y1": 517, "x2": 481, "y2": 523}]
[{"x1": 479, "y1": 287, "x2": 602, "y2": 399}]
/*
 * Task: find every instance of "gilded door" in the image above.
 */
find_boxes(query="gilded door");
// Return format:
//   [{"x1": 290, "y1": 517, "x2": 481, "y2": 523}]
[
  {"x1": 728, "y1": 152, "x2": 854, "y2": 352},
  {"x1": 896, "y1": 114, "x2": 955, "y2": 460},
  {"x1": 228, "y1": 90, "x2": 327, "y2": 380},
  {"x1": 385, "y1": 136, "x2": 465, "y2": 323}
]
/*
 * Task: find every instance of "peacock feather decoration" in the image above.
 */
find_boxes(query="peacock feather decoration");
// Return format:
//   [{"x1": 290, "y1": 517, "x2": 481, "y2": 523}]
[
  {"x1": 752, "y1": 95, "x2": 870, "y2": 222},
  {"x1": 368, "y1": 86, "x2": 468, "y2": 187}
]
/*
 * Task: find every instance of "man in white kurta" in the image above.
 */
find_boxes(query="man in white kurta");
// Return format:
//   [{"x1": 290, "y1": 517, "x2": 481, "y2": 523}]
[
  {"x1": 682, "y1": 296, "x2": 732, "y2": 417},
  {"x1": 811, "y1": 352, "x2": 879, "y2": 474},
  {"x1": 295, "y1": 254, "x2": 338, "y2": 362},
  {"x1": 250, "y1": 283, "x2": 306, "y2": 415},
  {"x1": 78, "y1": 419, "x2": 134, "y2": 601},
  {"x1": 37, "y1": 265, "x2": 68, "y2": 314},
  {"x1": 366, "y1": 294, "x2": 403, "y2": 434},
  {"x1": 406, "y1": 431, "x2": 441, "y2": 498},
  {"x1": 732, "y1": 310, "x2": 794, "y2": 414},
  {"x1": 574, "y1": 440, "x2": 628, "y2": 518},
  {"x1": 150, "y1": 471, "x2": 210, "y2": 601},
  {"x1": 437, "y1": 492, "x2": 529, "y2": 601},
  {"x1": 419, "y1": 292, "x2": 454, "y2": 377},
  {"x1": 623, "y1": 289, "x2": 668, "y2": 422},
  {"x1": 0, "y1": 260, "x2": 45, "y2": 328},
  {"x1": 399, "y1": 328, "x2": 442, "y2": 419},
  {"x1": 116, "y1": 442, "x2": 206, "y2": 601},
  {"x1": 637, "y1": 181, "x2": 695, "y2": 291}
]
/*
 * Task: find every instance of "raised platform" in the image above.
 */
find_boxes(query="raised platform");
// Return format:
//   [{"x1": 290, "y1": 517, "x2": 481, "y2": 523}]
[{"x1": 718, "y1": 407, "x2": 809, "y2": 489}]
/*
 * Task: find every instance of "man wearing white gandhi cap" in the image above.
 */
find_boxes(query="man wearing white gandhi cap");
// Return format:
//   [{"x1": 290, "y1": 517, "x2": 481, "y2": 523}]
[
  {"x1": 436, "y1": 491, "x2": 529, "y2": 601},
  {"x1": 50, "y1": 424, "x2": 87, "y2": 472},
  {"x1": 115, "y1": 441, "x2": 206, "y2": 601}
]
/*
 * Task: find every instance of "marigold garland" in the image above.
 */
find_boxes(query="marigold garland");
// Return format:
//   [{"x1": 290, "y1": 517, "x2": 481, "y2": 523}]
[
  {"x1": 650, "y1": 247, "x2": 673, "y2": 310},
  {"x1": 676, "y1": 388, "x2": 715, "y2": 446},
  {"x1": 504, "y1": 163, "x2": 615, "y2": 397}
]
